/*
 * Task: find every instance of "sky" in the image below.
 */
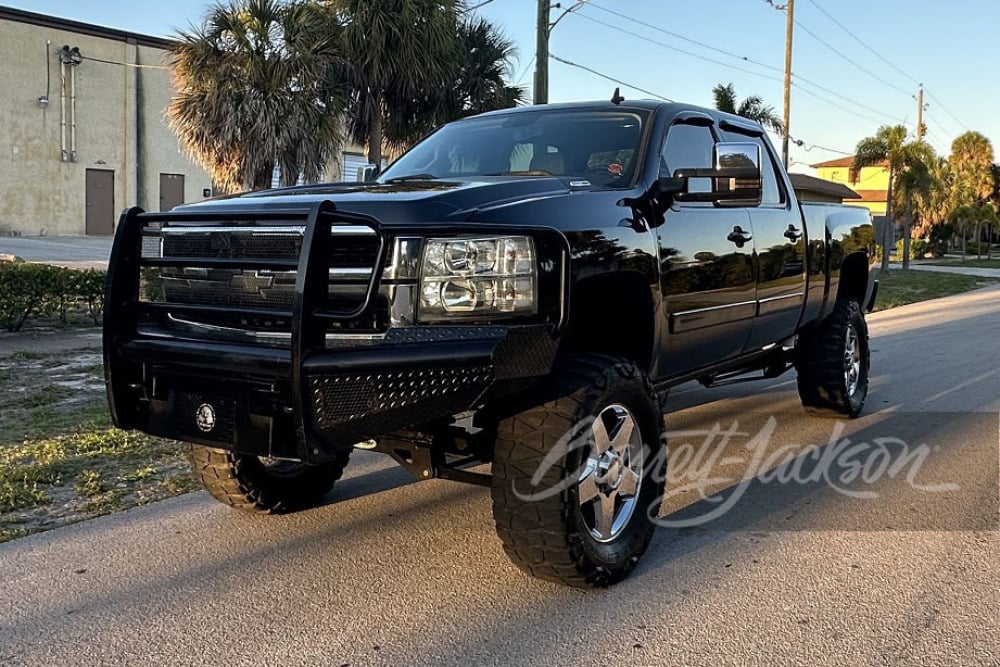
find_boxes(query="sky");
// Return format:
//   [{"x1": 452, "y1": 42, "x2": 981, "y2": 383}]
[{"x1": 4, "y1": 0, "x2": 995, "y2": 173}]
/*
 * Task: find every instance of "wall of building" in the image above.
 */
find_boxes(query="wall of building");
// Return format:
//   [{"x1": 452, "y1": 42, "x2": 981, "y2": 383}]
[
  {"x1": 135, "y1": 45, "x2": 211, "y2": 212},
  {"x1": 0, "y1": 13, "x2": 210, "y2": 236},
  {"x1": 815, "y1": 164, "x2": 889, "y2": 216}
]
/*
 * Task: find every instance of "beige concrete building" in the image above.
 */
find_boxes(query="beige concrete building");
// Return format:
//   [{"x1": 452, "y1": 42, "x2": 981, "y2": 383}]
[{"x1": 0, "y1": 6, "x2": 212, "y2": 236}]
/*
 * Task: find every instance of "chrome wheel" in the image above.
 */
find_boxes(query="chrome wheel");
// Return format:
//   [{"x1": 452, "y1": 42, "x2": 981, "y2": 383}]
[
  {"x1": 577, "y1": 404, "x2": 644, "y2": 543},
  {"x1": 844, "y1": 322, "x2": 861, "y2": 397}
]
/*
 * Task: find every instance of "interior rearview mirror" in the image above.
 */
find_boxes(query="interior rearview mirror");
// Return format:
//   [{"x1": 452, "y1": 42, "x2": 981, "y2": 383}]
[{"x1": 659, "y1": 142, "x2": 763, "y2": 206}]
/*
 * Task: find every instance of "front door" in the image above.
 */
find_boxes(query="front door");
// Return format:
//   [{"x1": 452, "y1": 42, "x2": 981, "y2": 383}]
[
  {"x1": 656, "y1": 121, "x2": 757, "y2": 377},
  {"x1": 719, "y1": 129, "x2": 808, "y2": 350},
  {"x1": 159, "y1": 173, "x2": 185, "y2": 211},
  {"x1": 85, "y1": 169, "x2": 114, "y2": 235}
]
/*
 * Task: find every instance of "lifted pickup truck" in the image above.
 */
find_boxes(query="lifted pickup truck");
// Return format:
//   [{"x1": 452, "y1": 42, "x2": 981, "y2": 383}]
[{"x1": 104, "y1": 99, "x2": 876, "y2": 588}]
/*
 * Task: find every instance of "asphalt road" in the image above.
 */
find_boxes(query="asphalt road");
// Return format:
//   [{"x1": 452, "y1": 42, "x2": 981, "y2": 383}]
[
  {"x1": 0, "y1": 236, "x2": 113, "y2": 269},
  {"x1": 2, "y1": 286, "x2": 1000, "y2": 666}
]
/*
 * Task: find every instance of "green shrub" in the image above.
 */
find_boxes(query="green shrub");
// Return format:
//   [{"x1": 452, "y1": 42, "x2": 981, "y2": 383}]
[
  {"x1": 894, "y1": 238, "x2": 930, "y2": 261},
  {"x1": 963, "y1": 240, "x2": 994, "y2": 255},
  {"x1": 0, "y1": 263, "x2": 107, "y2": 331}
]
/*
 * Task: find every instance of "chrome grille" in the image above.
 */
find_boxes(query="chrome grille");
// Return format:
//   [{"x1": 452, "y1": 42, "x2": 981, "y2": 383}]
[{"x1": 138, "y1": 222, "x2": 385, "y2": 341}]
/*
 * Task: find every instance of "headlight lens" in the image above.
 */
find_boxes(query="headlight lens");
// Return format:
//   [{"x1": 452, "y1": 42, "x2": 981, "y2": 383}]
[{"x1": 419, "y1": 236, "x2": 536, "y2": 320}]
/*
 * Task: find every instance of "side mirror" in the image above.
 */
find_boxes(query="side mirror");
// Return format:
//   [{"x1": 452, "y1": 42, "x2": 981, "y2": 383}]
[
  {"x1": 357, "y1": 163, "x2": 380, "y2": 183},
  {"x1": 659, "y1": 142, "x2": 763, "y2": 206}
]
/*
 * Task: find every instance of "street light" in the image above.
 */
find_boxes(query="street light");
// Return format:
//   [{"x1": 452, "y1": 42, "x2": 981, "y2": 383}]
[{"x1": 533, "y1": 0, "x2": 592, "y2": 105}]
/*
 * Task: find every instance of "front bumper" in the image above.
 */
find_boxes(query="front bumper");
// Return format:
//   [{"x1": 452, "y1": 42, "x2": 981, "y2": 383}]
[
  {"x1": 103, "y1": 201, "x2": 565, "y2": 462},
  {"x1": 112, "y1": 324, "x2": 556, "y2": 461}
]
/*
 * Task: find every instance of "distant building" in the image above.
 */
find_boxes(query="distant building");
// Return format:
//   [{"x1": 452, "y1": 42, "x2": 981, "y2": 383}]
[
  {"x1": 788, "y1": 173, "x2": 861, "y2": 204},
  {"x1": 0, "y1": 7, "x2": 373, "y2": 237},
  {"x1": 810, "y1": 156, "x2": 889, "y2": 217},
  {"x1": 0, "y1": 7, "x2": 213, "y2": 236}
]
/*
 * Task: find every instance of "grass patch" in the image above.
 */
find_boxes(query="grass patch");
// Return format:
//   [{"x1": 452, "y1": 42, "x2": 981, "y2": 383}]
[
  {"x1": 875, "y1": 269, "x2": 999, "y2": 311},
  {"x1": 0, "y1": 346, "x2": 198, "y2": 544},
  {"x1": 9, "y1": 350, "x2": 45, "y2": 361}
]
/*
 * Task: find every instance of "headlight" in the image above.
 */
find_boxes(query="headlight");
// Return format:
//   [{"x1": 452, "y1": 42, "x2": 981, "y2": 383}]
[{"x1": 419, "y1": 236, "x2": 536, "y2": 320}]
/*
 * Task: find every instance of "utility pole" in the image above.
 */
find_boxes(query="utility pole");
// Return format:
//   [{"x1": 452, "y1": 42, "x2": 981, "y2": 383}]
[
  {"x1": 534, "y1": 1, "x2": 590, "y2": 105},
  {"x1": 533, "y1": 0, "x2": 549, "y2": 105},
  {"x1": 916, "y1": 84, "x2": 926, "y2": 141},
  {"x1": 780, "y1": 0, "x2": 795, "y2": 169}
]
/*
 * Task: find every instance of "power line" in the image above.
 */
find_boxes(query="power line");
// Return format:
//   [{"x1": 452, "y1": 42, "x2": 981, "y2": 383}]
[
  {"x1": 587, "y1": 2, "x2": 785, "y2": 75},
  {"x1": 569, "y1": 11, "x2": 784, "y2": 84},
  {"x1": 790, "y1": 138, "x2": 853, "y2": 156},
  {"x1": 462, "y1": 0, "x2": 497, "y2": 11},
  {"x1": 924, "y1": 90, "x2": 969, "y2": 134},
  {"x1": 549, "y1": 54, "x2": 674, "y2": 101},
  {"x1": 515, "y1": 54, "x2": 535, "y2": 86},
  {"x1": 576, "y1": 5, "x2": 904, "y2": 127},
  {"x1": 82, "y1": 55, "x2": 169, "y2": 70},
  {"x1": 791, "y1": 79, "x2": 891, "y2": 127},
  {"x1": 793, "y1": 20, "x2": 912, "y2": 97},
  {"x1": 792, "y1": 74, "x2": 905, "y2": 125},
  {"x1": 805, "y1": 0, "x2": 920, "y2": 87}
]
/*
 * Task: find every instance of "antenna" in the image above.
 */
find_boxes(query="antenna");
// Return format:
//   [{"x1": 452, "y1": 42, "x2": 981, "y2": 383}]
[{"x1": 610, "y1": 87, "x2": 625, "y2": 105}]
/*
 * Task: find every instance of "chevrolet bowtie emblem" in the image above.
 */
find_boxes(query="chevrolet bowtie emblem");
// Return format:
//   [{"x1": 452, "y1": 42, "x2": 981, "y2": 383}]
[{"x1": 229, "y1": 271, "x2": 274, "y2": 295}]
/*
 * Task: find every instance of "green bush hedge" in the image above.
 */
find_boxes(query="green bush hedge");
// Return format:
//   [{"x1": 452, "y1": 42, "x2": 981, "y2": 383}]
[
  {"x1": 0, "y1": 262, "x2": 106, "y2": 332},
  {"x1": 894, "y1": 238, "x2": 930, "y2": 261}
]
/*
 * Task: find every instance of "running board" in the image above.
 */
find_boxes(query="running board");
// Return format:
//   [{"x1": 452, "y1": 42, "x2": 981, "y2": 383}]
[{"x1": 698, "y1": 361, "x2": 794, "y2": 388}]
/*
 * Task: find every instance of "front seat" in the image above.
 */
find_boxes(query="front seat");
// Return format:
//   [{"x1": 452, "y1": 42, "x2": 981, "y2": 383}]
[{"x1": 529, "y1": 151, "x2": 565, "y2": 175}]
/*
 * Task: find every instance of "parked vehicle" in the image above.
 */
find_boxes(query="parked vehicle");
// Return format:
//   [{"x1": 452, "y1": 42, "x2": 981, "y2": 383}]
[{"x1": 104, "y1": 98, "x2": 876, "y2": 588}]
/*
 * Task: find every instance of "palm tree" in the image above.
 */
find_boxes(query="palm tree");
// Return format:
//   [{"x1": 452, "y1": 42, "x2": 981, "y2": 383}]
[
  {"x1": 384, "y1": 16, "x2": 525, "y2": 147},
  {"x1": 169, "y1": 0, "x2": 347, "y2": 193},
  {"x1": 892, "y1": 140, "x2": 937, "y2": 269},
  {"x1": 951, "y1": 203, "x2": 997, "y2": 262},
  {"x1": 853, "y1": 125, "x2": 927, "y2": 271},
  {"x1": 948, "y1": 131, "x2": 995, "y2": 257},
  {"x1": 329, "y1": 0, "x2": 461, "y2": 166},
  {"x1": 712, "y1": 83, "x2": 784, "y2": 134}
]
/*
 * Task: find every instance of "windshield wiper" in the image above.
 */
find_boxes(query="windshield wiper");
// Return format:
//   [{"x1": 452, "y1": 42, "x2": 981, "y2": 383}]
[{"x1": 383, "y1": 173, "x2": 437, "y2": 183}]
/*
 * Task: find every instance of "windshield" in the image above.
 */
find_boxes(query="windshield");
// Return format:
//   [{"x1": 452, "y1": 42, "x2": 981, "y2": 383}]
[{"x1": 378, "y1": 108, "x2": 649, "y2": 189}]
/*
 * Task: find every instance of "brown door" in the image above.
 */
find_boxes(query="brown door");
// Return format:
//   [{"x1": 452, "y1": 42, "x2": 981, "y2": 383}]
[
  {"x1": 85, "y1": 169, "x2": 115, "y2": 235},
  {"x1": 159, "y1": 173, "x2": 185, "y2": 211}
]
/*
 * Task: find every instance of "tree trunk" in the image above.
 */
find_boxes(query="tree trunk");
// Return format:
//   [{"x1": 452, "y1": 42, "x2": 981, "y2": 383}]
[
  {"x1": 881, "y1": 168, "x2": 894, "y2": 272},
  {"x1": 367, "y1": 90, "x2": 383, "y2": 168},
  {"x1": 976, "y1": 223, "x2": 982, "y2": 260},
  {"x1": 903, "y1": 187, "x2": 912, "y2": 270},
  {"x1": 962, "y1": 223, "x2": 967, "y2": 263}
]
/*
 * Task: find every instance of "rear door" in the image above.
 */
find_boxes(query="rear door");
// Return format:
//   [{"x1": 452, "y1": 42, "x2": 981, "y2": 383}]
[
  {"x1": 720, "y1": 125, "x2": 807, "y2": 350},
  {"x1": 655, "y1": 119, "x2": 757, "y2": 376}
]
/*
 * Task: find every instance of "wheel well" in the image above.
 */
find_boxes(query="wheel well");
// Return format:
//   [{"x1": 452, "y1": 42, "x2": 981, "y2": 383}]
[
  {"x1": 558, "y1": 272, "x2": 655, "y2": 371},
  {"x1": 836, "y1": 251, "x2": 870, "y2": 305}
]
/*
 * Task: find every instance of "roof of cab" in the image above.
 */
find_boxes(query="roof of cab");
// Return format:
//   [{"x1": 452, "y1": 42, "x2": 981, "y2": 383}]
[{"x1": 467, "y1": 100, "x2": 766, "y2": 133}]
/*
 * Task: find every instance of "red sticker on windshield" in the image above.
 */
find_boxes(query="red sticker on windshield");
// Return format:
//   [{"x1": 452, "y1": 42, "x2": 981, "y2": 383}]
[{"x1": 608, "y1": 163, "x2": 623, "y2": 176}]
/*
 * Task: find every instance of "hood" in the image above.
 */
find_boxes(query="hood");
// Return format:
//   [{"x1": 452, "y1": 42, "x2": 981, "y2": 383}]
[{"x1": 177, "y1": 177, "x2": 577, "y2": 224}]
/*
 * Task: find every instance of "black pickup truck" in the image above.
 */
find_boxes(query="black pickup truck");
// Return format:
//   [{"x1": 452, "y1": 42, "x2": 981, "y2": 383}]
[{"x1": 104, "y1": 99, "x2": 876, "y2": 588}]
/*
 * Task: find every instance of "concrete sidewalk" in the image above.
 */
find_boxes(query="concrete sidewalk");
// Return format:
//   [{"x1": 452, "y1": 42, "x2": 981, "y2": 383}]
[{"x1": 888, "y1": 262, "x2": 1000, "y2": 278}]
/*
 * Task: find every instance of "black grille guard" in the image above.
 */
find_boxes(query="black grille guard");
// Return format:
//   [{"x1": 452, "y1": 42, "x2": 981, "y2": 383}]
[{"x1": 104, "y1": 201, "x2": 388, "y2": 431}]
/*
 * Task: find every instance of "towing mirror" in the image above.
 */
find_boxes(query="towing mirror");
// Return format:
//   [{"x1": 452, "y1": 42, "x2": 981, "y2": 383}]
[{"x1": 662, "y1": 142, "x2": 763, "y2": 206}]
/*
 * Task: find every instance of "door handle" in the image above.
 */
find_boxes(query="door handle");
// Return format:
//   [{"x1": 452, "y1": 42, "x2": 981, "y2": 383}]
[
  {"x1": 727, "y1": 225, "x2": 753, "y2": 246},
  {"x1": 784, "y1": 225, "x2": 803, "y2": 241}
]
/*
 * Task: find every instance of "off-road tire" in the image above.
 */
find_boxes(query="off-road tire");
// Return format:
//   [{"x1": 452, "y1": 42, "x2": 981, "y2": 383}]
[
  {"x1": 188, "y1": 445, "x2": 350, "y2": 514},
  {"x1": 796, "y1": 298, "x2": 870, "y2": 418},
  {"x1": 491, "y1": 355, "x2": 666, "y2": 588}
]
